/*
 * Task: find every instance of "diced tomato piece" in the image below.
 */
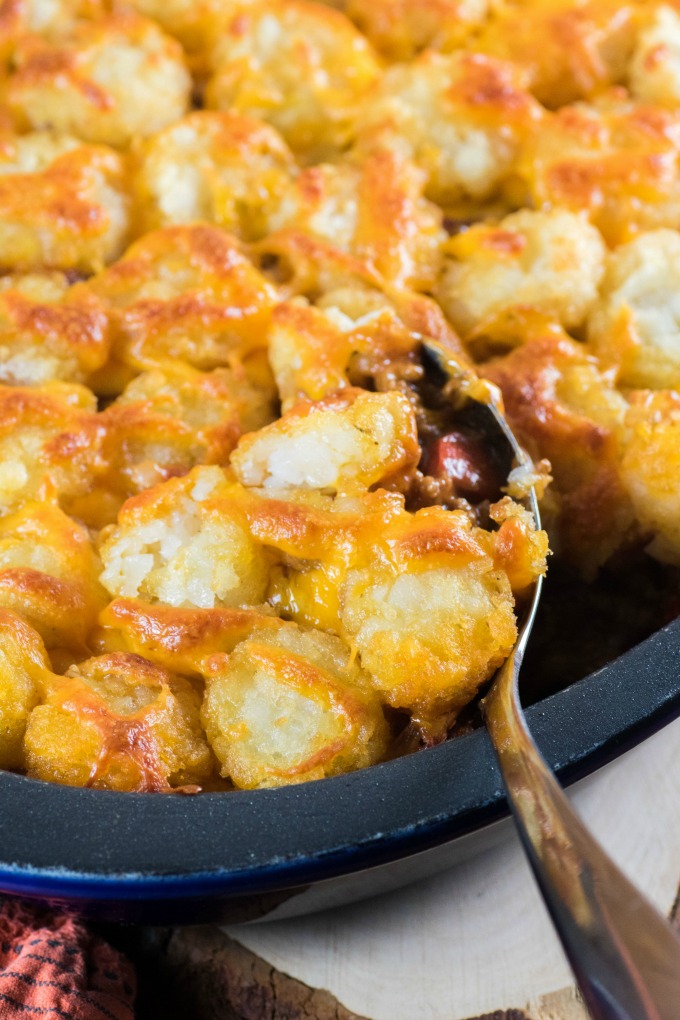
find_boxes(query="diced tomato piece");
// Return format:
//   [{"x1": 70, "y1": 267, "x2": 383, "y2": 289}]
[{"x1": 423, "y1": 430, "x2": 502, "y2": 501}]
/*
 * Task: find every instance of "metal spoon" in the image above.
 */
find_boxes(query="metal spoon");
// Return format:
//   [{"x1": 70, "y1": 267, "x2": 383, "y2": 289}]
[{"x1": 421, "y1": 338, "x2": 680, "y2": 1020}]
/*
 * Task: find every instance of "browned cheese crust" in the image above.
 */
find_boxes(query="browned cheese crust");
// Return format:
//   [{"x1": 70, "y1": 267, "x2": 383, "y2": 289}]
[{"x1": 1, "y1": 0, "x2": 677, "y2": 793}]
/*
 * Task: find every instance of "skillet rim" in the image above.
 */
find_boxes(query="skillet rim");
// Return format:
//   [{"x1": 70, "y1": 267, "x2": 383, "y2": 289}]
[{"x1": 0, "y1": 616, "x2": 678, "y2": 903}]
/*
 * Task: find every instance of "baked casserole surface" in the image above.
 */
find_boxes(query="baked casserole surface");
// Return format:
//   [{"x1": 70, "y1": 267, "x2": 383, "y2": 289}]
[{"x1": 0, "y1": 0, "x2": 677, "y2": 792}]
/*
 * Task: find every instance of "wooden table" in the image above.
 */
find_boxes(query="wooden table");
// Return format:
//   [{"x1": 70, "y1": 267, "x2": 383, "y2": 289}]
[{"x1": 134, "y1": 716, "x2": 680, "y2": 1019}]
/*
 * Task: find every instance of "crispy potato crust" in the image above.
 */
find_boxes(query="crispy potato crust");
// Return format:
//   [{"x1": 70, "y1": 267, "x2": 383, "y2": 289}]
[
  {"x1": 0, "y1": 501, "x2": 106, "y2": 649},
  {"x1": 265, "y1": 150, "x2": 446, "y2": 291},
  {"x1": 24, "y1": 651, "x2": 212, "y2": 790},
  {"x1": 206, "y1": 0, "x2": 380, "y2": 158},
  {"x1": 98, "y1": 466, "x2": 270, "y2": 609},
  {"x1": 438, "y1": 209, "x2": 605, "y2": 337},
  {"x1": 357, "y1": 50, "x2": 543, "y2": 204},
  {"x1": 517, "y1": 93, "x2": 680, "y2": 245},
  {"x1": 201, "y1": 624, "x2": 388, "y2": 788},
  {"x1": 588, "y1": 229, "x2": 680, "y2": 389},
  {"x1": 621, "y1": 389, "x2": 680, "y2": 565},
  {"x1": 132, "y1": 111, "x2": 296, "y2": 239},
  {"x1": 485, "y1": 330, "x2": 633, "y2": 574},
  {"x1": 475, "y1": 0, "x2": 637, "y2": 108},
  {"x1": 345, "y1": 0, "x2": 488, "y2": 60},
  {"x1": 83, "y1": 225, "x2": 277, "y2": 384},
  {"x1": 7, "y1": 12, "x2": 191, "y2": 148},
  {"x1": 231, "y1": 388, "x2": 420, "y2": 493},
  {"x1": 0, "y1": 609, "x2": 52, "y2": 769},
  {"x1": 0, "y1": 131, "x2": 129, "y2": 272},
  {"x1": 0, "y1": 271, "x2": 111, "y2": 385}
]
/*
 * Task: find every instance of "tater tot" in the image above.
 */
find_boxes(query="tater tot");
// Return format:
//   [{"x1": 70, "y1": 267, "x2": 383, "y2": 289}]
[
  {"x1": 345, "y1": 0, "x2": 488, "y2": 60},
  {"x1": 96, "y1": 598, "x2": 284, "y2": 676},
  {"x1": 517, "y1": 94, "x2": 680, "y2": 246},
  {"x1": 485, "y1": 330, "x2": 633, "y2": 574},
  {"x1": 267, "y1": 299, "x2": 427, "y2": 410},
  {"x1": 82, "y1": 225, "x2": 277, "y2": 387},
  {"x1": 98, "y1": 466, "x2": 269, "y2": 610},
  {"x1": 231, "y1": 388, "x2": 420, "y2": 493},
  {"x1": 629, "y1": 6, "x2": 680, "y2": 108},
  {"x1": 437, "y1": 209, "x2": 605, "y2": 337},
  {"x1": 126, "y1": 0, "x2": 239, "y2": 71},
  {"x1": 205, "y1": 0, "x2": 380, "y2": 158},
  {"x1": 132, "y1": 111, "x2": 296, "y2": 239},
  {"x1": 0, "y1": 131, "x2": 129, "y2": 273},
  {"x1": 588, "y1": 229, "x2": 680, "y2": 389},
  {"x1": 621, "y1": 390, "x2": 680, "y2": 565},
  {"x1": 0, "y1": 0, "x2": 101, "y2": 64},
  {"x1": 237, "y1": 486, "x2": 406, "y2": 632},
  {"x1": 201, "y1": 623, "x2": 388, "y2": 788},
  {"x1": 339, "y1": 505, "x2": 529, "y2": 737},
  {"x1": 475, "y1": 0, "x2": 637, "y2": 108},
  {"x1": 486, "y1": 497, "x2": 551, "y2": 595},
  {"x1": 95, "y1": 361, "x2": 276, "y2": 513},
  {"x1": 24, "y1": 652, "x2": 212, "y2": 790},
  {"x1": 0, "y1": 271, "x2": 110, "y2": 386},
  {"x1": 0, "y1": 382, "x2": 99, "y2": 515},
  {"x1": 8, "y1": 12, "x2": 191, "y2": 148},
  {"x1": 265, "y1": 150, "x2": 445, "y2": 291},
  {"x1": 0, "y1": 609, "x2": 51, "y2": 769},
  {"x1": 356, "y1": 51, "x2": 543, "y2": 205},
  {"x1": 0, "y1": 501, "x2": 106, "y2": 649},
  {"x1": 236, "y1": 485, "x2": 546, "y2": 736},
  {"x1": 266, "y1": 301, "x2": 386, "y2": 409}
]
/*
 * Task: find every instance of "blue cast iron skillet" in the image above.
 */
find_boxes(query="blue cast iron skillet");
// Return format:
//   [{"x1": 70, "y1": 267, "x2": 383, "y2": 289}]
[{"x1": 0, "y1": 616, "x2": 678, "y2": 924}]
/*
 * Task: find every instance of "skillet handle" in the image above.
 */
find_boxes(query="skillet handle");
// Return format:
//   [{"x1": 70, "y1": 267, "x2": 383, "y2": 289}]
[{"x1": 484, "y1": 649, "x2": 680, "y2": 1020}]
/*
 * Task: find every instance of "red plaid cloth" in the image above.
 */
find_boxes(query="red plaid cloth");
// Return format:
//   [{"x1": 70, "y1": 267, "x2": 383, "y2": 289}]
[{"x1": 0, "y1": 899, "x2": 135, "y2": 1020}]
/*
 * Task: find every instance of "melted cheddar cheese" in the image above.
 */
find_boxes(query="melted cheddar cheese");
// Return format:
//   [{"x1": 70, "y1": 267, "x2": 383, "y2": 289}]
[
  {"x1": 0, "y1": 0, "x2": 676, "y2": 793},
  {"x1": 6, "y1": 11, "x2": 191, "y2": 148}
]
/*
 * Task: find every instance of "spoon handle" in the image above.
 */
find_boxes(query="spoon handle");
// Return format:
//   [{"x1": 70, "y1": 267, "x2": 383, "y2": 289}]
[{"x1": 484, "y1": 648, "x2": 680, "y2": 1020}]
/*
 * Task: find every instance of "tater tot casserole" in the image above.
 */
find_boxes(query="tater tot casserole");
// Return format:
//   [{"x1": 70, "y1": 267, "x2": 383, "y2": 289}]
[{"x1": 0, "y1": 0, "x2": 678, "y2": 795}]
